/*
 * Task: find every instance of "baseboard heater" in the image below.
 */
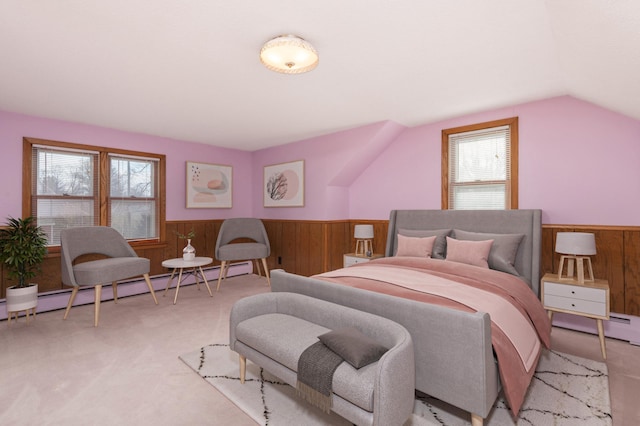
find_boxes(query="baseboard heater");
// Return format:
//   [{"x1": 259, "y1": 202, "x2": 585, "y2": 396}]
[
  {"x1": 552, "y1": 311, "x2": 640, "y2": 346},
  {"x1": 0, "y1": 261, "x2": 253, "y2": 321}
]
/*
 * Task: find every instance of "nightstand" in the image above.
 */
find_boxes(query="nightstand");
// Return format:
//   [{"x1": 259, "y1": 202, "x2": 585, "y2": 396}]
[
  {"x1": 343, "y1": 253, "x2": 384, "y2": 268},
  {"x1": 541, "y1": 272, "x2": 610, "y2": 359}
]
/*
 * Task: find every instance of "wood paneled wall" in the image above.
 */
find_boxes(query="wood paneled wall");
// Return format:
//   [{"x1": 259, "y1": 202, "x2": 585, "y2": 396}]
[
  {"x1": 3, "y1": 219, "x2": 639, "y2": 318},
  {"x1": 542, "y1": 225, "x2": 640, "y2": 316}
]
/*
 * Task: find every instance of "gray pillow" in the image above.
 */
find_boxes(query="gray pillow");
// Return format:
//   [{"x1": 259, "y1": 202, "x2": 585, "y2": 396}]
[
  {"x1": 398, "y1": 228, "x2": 452, "y2": 259},
  {"x1": 318, "y1": 327, "x2": 388, "y2": 369},
  {"x1": 452, "y1": 229, "x2": 524, "y2": 277}
]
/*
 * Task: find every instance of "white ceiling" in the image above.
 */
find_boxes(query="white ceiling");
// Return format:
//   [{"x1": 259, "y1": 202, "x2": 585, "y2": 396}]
[{"x1": 1, "y1": 1, "x2": 639, "y2": 151}]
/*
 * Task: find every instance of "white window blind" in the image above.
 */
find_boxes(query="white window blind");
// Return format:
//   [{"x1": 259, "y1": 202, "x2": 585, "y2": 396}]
[
  {"x1": 109, "y1": 154, "x2": 159, "y2": 240},
  {"x1": 31, "y1": 145, "x2": 99, "y2": 245},
  {"x1": 448, "y1": 125, "x2": 511, "y2": 210}
]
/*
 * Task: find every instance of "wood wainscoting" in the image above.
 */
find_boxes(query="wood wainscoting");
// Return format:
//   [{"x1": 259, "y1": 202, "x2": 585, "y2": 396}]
[
  {"x1": 2, "y1": 219, "x2": 639, "y2": 319},
  {"x1": 542, "y1": 225, "x2": 640, "y2": 317},
  {"x1": 0, "y1": 219, "x2": 389, "y2": 299}
]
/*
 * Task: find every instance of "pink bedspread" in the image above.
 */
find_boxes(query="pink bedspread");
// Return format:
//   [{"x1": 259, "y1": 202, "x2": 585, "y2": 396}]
[{"x1": 313, "y1": 257, "x2": 551, "y2": 416}]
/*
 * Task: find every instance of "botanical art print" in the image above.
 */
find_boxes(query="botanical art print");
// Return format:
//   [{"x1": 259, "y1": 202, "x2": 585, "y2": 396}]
[
  {"x1": 263, "y1": 160, "x2": 304, "y2": 207},
  {"x1": 186, "y1": 162, "x2": 232, "y2": 208}
]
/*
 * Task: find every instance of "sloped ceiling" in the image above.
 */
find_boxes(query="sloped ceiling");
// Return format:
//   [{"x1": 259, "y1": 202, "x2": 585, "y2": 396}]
[{"x1": 0, "y1": 1, "x2": 638, "y2": 151}]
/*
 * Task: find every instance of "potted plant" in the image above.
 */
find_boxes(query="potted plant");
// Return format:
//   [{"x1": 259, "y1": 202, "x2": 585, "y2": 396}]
[
  {"x1": 175, "y1": 228, "x2": 196, "y2": 260},
  {"x1": 0, "y1": 216, "x2": 48, "y2": 321}
]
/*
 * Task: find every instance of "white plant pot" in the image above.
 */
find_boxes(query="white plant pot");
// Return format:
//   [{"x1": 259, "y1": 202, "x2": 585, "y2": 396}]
[{"x1": 6, "y1": 283, "x2": 38, "y2": 313}]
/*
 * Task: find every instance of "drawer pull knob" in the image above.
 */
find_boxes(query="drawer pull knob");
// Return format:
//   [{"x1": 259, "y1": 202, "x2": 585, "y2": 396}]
[
  {"x1": 571, "y1": 291, "x2": 575, "y2": 294},
  {"x1": 571, "y1": 303, "x2": 575, "y2": 307}
]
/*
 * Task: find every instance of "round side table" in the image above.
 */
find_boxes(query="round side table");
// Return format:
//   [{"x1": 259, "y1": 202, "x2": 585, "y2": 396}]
[{"x1": 161, "y1": 256, "x2": 214, "y2": 304}]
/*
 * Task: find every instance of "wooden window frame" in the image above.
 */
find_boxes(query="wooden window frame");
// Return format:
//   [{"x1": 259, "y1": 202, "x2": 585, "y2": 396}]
[
  {"x1": 23, "y1": 137, "x2": 166, "y2": 252},
  {"x1": 441, "y1": 117, "x2": 519, "y2": 210}
]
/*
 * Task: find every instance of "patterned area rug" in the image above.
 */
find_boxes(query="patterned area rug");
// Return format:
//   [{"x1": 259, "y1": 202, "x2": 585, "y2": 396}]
[{"x1": 179, "y1": 344, "x2": 612, "y2": 426}]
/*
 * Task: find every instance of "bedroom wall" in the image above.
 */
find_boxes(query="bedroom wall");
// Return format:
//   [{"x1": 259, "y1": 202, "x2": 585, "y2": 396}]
[
  {"x1": 0, "y1": 110, "x2": 254, "y2": 221},
  {"x1": 346, "y1": 95, "x2": 640, "y2": 225},
  {"x1": 251, "y1": 95, "x2": 640, "y2": 226},
  {"x1": 2, "y1": 95, "x2": 639, "y2": 228},
  {"x1": 251, "y1": 120, "x2": 406, "y2": 220}
]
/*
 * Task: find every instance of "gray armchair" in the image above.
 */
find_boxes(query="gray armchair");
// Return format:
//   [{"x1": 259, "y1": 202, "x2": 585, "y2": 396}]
[
  {"x1": 215, "y1": 218, "x2": 271, "y2": 291},
  {"x1": 60, "y1": 226, "x2": 158, "y2": 327}
]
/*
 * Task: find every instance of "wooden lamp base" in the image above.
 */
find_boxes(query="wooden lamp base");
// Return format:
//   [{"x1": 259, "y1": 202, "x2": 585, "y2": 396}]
[
  {"x1": 355, "y1": 239, "x2": 373, "y2": 257},
  {"x1": 558, "y1": 255, "x2": 594, "y2": 283}
]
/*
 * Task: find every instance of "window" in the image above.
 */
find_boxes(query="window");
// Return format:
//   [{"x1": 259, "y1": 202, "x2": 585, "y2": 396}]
[
  {"x1": 441, "y1": 117, "x2": 518, "y2": 210},
  {"x1": 23, "y1": 138, "x2": 166, "y2": 247}
]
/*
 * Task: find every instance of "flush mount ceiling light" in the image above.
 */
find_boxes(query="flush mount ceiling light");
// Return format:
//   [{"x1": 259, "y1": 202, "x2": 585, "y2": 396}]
[{"x1": 260, "y1": 34, "x2": 319, "y2": 74}]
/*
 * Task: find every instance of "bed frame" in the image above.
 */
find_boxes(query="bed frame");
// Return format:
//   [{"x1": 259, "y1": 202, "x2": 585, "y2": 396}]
[{"x1": 270, "y1": 209, "x2": 542, "y2": 425}]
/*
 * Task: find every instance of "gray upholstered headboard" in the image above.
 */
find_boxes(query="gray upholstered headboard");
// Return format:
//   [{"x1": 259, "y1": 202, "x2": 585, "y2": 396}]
[{"x1": 385, "y1": 209, "x2": 542, "y2": 295}]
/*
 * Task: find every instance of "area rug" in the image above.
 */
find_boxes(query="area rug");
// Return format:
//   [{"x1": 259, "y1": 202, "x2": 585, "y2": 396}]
[{"x1": 179, "y1": 344, "x2": 612, "y2": 426}]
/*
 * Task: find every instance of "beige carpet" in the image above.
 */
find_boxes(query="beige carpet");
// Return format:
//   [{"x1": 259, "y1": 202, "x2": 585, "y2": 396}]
[{"x1": 180, "y1": 343, "x2": 612, "y2": 425}]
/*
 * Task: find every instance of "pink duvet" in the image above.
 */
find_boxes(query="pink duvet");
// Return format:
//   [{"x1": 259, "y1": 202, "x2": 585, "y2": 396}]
[{"x1": 314, "y1": 257, "x2": 551, "y2": 416}]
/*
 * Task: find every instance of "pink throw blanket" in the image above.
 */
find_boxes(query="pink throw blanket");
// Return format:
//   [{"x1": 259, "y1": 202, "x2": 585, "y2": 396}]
[{"x1": 313, "y1": 257, "x2": 551, "y2": 416}]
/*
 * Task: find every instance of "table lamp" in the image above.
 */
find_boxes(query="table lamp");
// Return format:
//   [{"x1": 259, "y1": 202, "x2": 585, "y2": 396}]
[
  {"x1": 555, "y1": 232, "x2": 596, "y2": 283},
  {"x1": 354, "y1": 224, "x2": 374, "y2": 257}
]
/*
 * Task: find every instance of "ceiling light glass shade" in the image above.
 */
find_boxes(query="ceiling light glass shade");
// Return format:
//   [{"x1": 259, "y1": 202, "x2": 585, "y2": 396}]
[
  {"x1": 260, "y1": 35, "x2": 319, "y2": 74},
  {"x1": 555, "y1": 232, "x2": 597, "y2": 255}
]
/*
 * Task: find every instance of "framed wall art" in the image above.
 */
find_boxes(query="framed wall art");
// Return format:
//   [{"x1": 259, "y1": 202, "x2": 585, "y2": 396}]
[
  {"x1": 186, "y1": 162, "x2": 232, "y2": 208},
  {"x1": 263, "y1": 160, "x2": 304, "y2": 207}
]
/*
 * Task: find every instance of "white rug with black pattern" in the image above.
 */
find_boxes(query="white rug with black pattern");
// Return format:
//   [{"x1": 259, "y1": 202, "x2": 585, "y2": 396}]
[{"x1": 179, "y1": 344, "x2": 611, "y2": 425}]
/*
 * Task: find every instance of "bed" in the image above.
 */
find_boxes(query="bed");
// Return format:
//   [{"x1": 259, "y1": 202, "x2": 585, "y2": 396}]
[{"x1": 270, "y1": 209, "x2": 551, "y2": 425}]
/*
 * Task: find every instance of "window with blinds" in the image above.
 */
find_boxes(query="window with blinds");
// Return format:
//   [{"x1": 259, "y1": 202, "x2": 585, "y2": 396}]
[
  {"x1": 31, "y1": 146, "x2": 99, "y2": 245},
  {"x1": 109, "y1": 154, "x2": 159, "y2": 240},
  {"x1": 25, "y1": 138, "x2": 165, "y2": 247},
  {"x1": 441, "y1": 117, "x2": 518, "y2": 210}
]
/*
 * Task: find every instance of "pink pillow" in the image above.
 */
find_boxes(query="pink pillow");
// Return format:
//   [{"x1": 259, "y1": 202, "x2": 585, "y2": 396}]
[
  {"x1": 445, "y1": 236, "x2": 494, "y2": 268},
  {"x1": 396, "y1": 234, "x2": 436, "y2": 257}
]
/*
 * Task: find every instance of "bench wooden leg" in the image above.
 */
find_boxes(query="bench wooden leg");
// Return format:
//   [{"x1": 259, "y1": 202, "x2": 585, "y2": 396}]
[
  {"x1": 239, "y1": 354, "x2": 246, "y2": 384},
  {"x1": 471, "y1": 413, "x2": 483, "y2": 426}
]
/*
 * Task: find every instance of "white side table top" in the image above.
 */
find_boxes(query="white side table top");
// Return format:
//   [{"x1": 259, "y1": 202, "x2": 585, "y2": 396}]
[{"x1": 162, "y1": 257, "x2": 213, "y2": 269}]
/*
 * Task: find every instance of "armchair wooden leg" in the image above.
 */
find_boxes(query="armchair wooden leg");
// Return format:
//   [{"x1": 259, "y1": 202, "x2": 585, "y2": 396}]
[
  {"x1": 261, "y1": 258, "x2": 271, "y2": 286},
  {"x1": 239, "y1": 354, "x2": 246, "y2": 384},
  {"x1": 216, "y1": 261, "x2": 228, "y2": 291},
  {"x1": 63, "y1": 287, "x2": 79, "y2": 320},
  {"x1": 94, "y1": 285, "x2": 102, "y2": 327},
  {"x1": 143, "y1": 273, "x2": 159, "y2": 305},
  {"x1": 112, "y1": 281, "x2": 118, "y2": 303},
  {"x1": 254, "y1": 259, "x2": 263, "y2": 277}
]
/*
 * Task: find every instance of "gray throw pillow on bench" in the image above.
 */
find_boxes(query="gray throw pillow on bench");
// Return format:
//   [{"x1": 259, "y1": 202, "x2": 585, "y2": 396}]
[{"x1": 318, "y1": 327, "x2": 388, "y2": 369}]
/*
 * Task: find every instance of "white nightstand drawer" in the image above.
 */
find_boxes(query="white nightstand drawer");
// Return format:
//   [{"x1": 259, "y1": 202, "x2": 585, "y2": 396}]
[
  {"x1": 544, "y1": 294, "x2": 607, "y2": 317},
  {"x1": 344, "y1": 256, "x2": 369, "y2": 267},
  {"x1": 543, "y1": 281, "x2": 605, "y2": 303},
  {"x1": 343, "y1": 253, "x2": 384, "y2": 268}
]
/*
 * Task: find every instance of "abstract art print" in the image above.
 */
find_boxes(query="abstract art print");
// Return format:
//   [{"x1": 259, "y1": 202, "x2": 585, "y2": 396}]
[
  {"x1": 186, "y1": 162, "x2": 232, "y2": 208},
  {"x1": 263, "y1": 160, "x2": 304, "y2": 207}
]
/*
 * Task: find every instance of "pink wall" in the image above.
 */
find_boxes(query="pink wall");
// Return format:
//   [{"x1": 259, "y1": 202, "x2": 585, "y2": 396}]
[
  {"x1": 0, "y1": 111, "x2": 253, "y2": 221},
  {"x1": 252, "y1": 121, "x2": 406, "y2": 220},
  {"x1": 347, "y1": 96, "x2": 640, "y2": 225},
  {"x1": 2, "y1": 95, "x2": 639, "y2": 227}
]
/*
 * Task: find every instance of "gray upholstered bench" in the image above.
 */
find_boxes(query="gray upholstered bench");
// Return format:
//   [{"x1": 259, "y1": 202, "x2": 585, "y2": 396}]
[{"x1": 229, "y1": 292, "x2": 415, "y2": 426}]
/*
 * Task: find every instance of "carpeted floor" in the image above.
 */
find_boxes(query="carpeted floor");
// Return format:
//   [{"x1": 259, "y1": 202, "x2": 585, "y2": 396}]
[{"x1": 180, "y1": 343, "x2": 612, "y2": 426}]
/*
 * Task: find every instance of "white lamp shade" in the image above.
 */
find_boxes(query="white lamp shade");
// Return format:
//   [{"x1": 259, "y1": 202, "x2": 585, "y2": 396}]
[
  {"x1": 555, "y1": 232, "x2": 596, "y2": 255},
  {"x1": 354, "y1": 224, "x2": 374, "y2": 239}
]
